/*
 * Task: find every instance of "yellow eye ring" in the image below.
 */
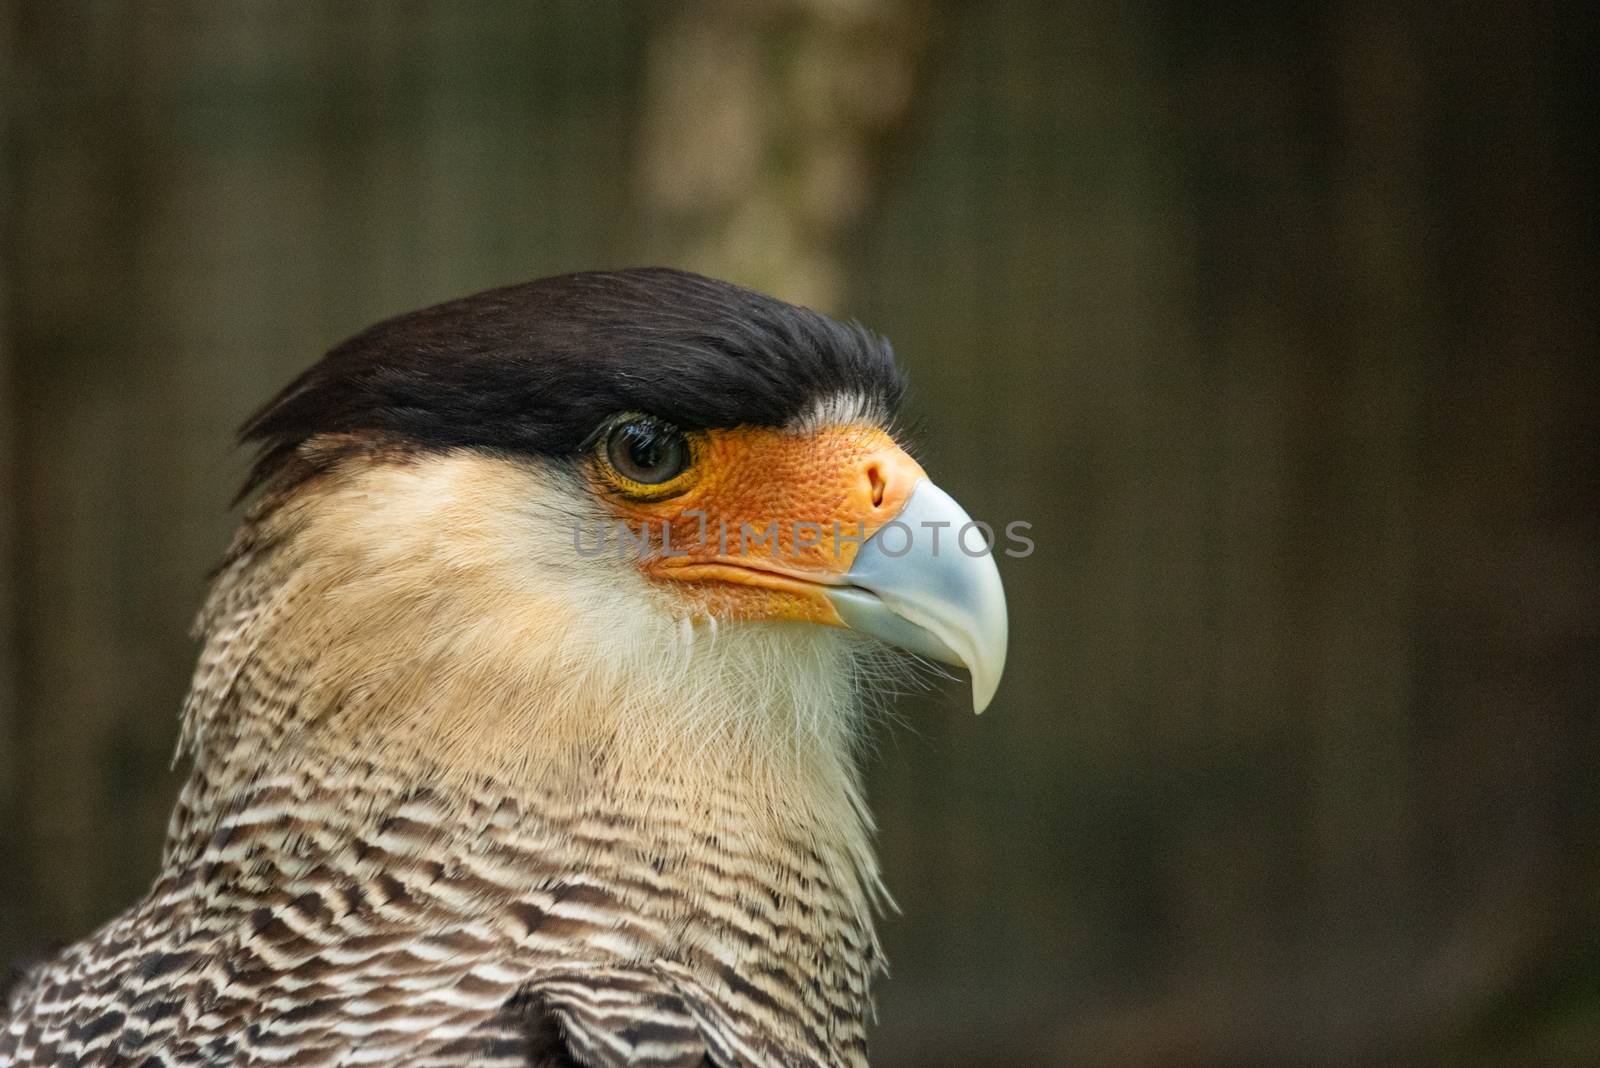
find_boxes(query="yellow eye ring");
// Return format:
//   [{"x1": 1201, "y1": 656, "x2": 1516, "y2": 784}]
[{"x1": 594, "y1": 415, "x2": 699, "y2": 500}]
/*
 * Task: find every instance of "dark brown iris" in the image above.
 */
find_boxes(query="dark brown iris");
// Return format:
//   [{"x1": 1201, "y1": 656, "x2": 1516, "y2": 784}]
[{"x1": 605, "y1": 417, "x2": 689, "y2": 485}]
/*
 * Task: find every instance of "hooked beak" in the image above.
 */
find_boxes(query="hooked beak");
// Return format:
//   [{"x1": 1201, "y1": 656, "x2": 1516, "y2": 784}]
[
  {"x1": 629, "y1": 426, "x2": 1008, "y2": 712},
  {"x1": 823, "y1": 480, "x2": 1008, "y2": 713}
]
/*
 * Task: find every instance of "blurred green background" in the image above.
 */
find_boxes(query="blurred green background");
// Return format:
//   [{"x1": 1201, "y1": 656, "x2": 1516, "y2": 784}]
[{"x1": 1, "y1": 2, "x2": 1595, "y2": 1064}]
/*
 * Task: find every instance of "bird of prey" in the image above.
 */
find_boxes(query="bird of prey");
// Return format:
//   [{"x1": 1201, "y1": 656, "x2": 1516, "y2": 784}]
[{"x1": 1, "y1": 268, "x2": 1007, "y2": 1067}]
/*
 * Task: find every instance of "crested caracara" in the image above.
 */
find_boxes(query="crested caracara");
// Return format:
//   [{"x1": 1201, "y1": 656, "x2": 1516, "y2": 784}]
[{"x1": 1, "y1": 268, "x2": 1007, "y2": 1067}]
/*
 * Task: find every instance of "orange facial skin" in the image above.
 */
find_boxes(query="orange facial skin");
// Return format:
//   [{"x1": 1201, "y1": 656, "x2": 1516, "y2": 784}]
[{"x1": 590, "y1": 425, "x2": 925, "y2": 624}]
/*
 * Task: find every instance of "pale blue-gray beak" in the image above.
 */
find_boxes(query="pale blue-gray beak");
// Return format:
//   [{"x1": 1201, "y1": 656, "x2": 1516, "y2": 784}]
[{"x1": 825, "y1": 480, "x2": 1009, "y2": 712}]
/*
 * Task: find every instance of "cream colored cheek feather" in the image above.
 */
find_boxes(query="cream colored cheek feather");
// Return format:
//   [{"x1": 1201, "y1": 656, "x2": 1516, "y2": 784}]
[{"x1": 179, "y1": 446, "x2": 894, "y2": 909}]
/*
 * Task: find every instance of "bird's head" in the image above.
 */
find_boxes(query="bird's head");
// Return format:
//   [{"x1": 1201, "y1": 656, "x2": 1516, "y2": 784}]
[{"x1": 194, "y1": 269, "x2": 1006, "y2": 805}]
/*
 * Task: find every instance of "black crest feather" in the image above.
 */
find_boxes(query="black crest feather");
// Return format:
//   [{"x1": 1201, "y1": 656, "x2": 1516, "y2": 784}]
[{"x1": 239, "y1": 268, "x2": 905, "y2": 499}]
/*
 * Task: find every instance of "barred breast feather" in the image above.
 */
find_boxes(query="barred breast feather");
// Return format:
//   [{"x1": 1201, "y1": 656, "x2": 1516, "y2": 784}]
[
  {"x1": 1, "y1": 736, "x2": 883, "y2": 1066},
  {"x1": 1, "y1": 457, "x2": 889, "y2": 1067}
]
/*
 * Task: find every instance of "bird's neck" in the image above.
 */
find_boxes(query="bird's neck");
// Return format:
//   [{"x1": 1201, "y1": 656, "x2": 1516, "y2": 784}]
[
  {"x1": 159, "y1": 492, "x2": 888, "y2": 1054},
  {"x1": 172, "y1": 489, "x2": 883, "y2": 885}
]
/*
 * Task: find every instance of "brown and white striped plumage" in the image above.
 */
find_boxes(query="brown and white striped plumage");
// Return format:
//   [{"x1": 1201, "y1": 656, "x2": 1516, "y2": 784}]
[
  {"x1": 1, "y1": 271, "x2": 983, "y2": 1067},
  {"x1": 3, "y1": 445, "x2": 890, "y2": 1067}
]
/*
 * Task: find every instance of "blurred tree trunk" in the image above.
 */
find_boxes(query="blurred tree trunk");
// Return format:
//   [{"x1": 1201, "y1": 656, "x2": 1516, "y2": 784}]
[{"x1": 634, "y1": 0, "x2": 928, "y2": 311}]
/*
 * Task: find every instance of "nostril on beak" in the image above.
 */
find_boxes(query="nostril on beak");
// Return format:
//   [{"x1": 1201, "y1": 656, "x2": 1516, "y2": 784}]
[{"x1": 866, "y1": 462, "x2": 887, "y2": 509}]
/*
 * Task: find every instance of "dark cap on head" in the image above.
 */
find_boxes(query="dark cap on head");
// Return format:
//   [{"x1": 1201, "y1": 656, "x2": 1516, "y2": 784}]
[{"x1": 240, "y1": 268, "x2": 906, "y2": 497}]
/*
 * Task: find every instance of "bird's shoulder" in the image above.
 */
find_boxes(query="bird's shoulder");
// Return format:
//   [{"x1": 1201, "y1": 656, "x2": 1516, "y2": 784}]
[{"x1": 0, "y1": 899, "x2": 745, "y2": 1067}]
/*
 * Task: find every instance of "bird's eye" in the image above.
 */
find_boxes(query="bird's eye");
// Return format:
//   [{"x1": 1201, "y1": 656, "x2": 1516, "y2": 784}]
[{"x1": 604, "y1": 417, "x2": 690, "y2": 486}]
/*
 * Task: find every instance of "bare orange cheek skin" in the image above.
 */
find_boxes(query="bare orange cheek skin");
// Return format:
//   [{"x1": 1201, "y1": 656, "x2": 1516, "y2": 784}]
[
  {"x1": 681, "y1": 583, "x2": 840, "y2": 626},
  {"x1": 597, "y1": 425, "x2": 925, "y2": 622}
]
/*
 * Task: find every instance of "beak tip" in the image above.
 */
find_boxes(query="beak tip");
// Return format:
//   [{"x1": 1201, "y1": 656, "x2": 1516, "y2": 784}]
[{"x1": 967, "y1": 638, "x2": 1006, "y2": 714}]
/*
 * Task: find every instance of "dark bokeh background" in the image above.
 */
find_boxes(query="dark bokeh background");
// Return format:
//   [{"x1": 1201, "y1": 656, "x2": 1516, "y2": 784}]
[{"x1": 2, "y1": 2, "x2": 1596, "y2": 1064}]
